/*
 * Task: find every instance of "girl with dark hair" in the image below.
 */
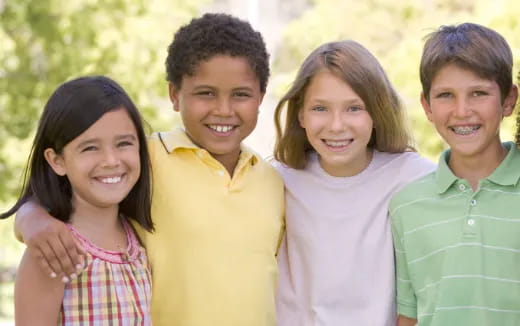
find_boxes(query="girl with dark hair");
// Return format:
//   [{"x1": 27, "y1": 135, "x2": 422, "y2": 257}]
[{"x1": 2, "y1": 76, "x2": 153, "y2": 325}]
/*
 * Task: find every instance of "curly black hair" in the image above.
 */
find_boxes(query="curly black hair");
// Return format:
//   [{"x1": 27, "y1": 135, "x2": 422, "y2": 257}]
[{"x1": 165, "y1": 13, "x2": 270, "y2": 93}]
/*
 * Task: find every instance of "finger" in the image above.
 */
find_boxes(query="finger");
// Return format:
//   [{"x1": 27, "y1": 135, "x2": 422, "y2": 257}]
[
  {"x1": 61, "y1": 232, "x2": 87, "y2": 272},
  {"x1": 48, "y1": 237, "x2": 78, "y2": 277},
  {"x1": 30, "y1": 242, "x2": 61, "y2": 278}
]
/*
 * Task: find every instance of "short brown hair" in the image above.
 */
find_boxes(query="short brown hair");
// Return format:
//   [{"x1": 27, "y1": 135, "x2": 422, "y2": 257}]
[
  {"x1": 274, "y1": 40, "x2": 413, "y2": 169},
  {"x1": 420, "y1": 23, "x2": 513, "y2": 102}
]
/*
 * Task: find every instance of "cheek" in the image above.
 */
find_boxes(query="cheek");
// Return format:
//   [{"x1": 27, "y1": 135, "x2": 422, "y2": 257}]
[
  {"x1": 358, "y1": 114, "x2": 374, "y2": 136},
  {"x1": 124, "y1": 148, "x2": 142, "y2": 171},
  {"x1": 245, "y1": 107, "x2": 259, "y2": 123}
]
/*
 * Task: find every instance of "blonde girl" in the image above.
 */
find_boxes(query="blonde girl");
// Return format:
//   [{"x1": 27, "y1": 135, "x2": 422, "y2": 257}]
[{"x1": 273, "y1": 40, "x2": 435, "y2": 326}]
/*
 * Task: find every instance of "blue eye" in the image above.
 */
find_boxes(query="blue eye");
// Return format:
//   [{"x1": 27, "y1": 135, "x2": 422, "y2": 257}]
[
  {"x1": 312, "y1": 106, "x2": 327, "y2": 112},
  {"x1": 347, "y1": 106, "x2": 363, "y2": 112}
]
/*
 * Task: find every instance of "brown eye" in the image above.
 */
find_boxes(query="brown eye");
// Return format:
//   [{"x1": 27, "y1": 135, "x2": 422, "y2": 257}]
[
  {"x1": 118, "y1": 141, "x2": 134, "y2": 147},
  {"x1": 81, "y1": 146, "x2": 97, "y2": 152}
]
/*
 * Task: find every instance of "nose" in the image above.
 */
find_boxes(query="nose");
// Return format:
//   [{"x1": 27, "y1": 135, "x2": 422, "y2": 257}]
[
  {"x1": 102, "y1": 148, "x2": 121, "y2": 167},
  {"x1": 453, "y1": 97, "x2": 472, "y2": 118},
  {"x1": 329, "y1": 110, "x2": 346, "y2": 132},
  {"x1": 214, "y1": 96, "x2": 234, "y2": 117}
]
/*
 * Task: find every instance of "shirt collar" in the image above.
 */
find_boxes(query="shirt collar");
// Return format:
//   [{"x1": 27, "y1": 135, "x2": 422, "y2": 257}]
[
  {"x1": 487, "y1": 142, "x2": 520, "y2": 186},
  {"x1": 435, "y1": 141, "x2": 520, "y2": 193},
  {"x1": 157, "y1": 127, "x2": 259, "y2": 165}
]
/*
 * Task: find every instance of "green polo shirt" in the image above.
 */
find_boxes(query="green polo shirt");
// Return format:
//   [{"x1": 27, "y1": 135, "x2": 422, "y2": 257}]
[{"x1": 390, "y1": 142, "x2": 520, "y2": 326}]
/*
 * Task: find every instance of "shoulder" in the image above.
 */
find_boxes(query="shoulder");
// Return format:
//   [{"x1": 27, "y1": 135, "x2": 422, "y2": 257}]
[
  {"x1": 389, "y1": 171, "x2": 438, "y2": 217},
  {"x1": 267, "y1": 156, "x2": 314, "y2": 186},
  {"x1": 248, "y1": 154, "x2": 284, "y2": 186},
  {"x1": 268, "y1": 157, "x2": 290, "y2": 176},
  {"x1": 147, "y1": 131, "x2": 165, "y2": 146},
  {"x1": 146, "y1": 132, "x2": 168, "y2": 163},
  {"x1": 377, "y1": 151, "x2": 435, "y2": 170},
  {"x1": 373, "y1": 151, "x2": 436, "y2": 184}
]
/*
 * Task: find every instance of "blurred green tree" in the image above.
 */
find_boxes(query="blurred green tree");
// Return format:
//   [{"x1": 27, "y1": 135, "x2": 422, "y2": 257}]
[
  {"x1": 0, "y1": 0, "x2": 209, "y2": 202},
  {"x1": 273, "y1": 0, "x2": 520, "y2": 160}
]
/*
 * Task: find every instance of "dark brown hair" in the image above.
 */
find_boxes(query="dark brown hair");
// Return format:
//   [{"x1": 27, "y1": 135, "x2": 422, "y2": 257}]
[{"x1": 1, "y1": 76, "x2": 154, "y2": 232}]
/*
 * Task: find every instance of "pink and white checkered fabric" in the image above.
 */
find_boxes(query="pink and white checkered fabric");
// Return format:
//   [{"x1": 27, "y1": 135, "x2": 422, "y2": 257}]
[{"x1": 59, "y1": 222, "x2": 152, "y2": 325}]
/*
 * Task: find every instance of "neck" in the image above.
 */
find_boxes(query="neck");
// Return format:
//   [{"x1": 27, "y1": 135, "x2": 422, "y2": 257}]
[
  {"x1": 69, "y1": 200, "x2": 126, "y2": 251},
  {"x1": 448, "y1": 142, "x2": 507, "y2": 190},
  {"x1": 212, "y1": 151, "x2": 241, "y2": 177}
]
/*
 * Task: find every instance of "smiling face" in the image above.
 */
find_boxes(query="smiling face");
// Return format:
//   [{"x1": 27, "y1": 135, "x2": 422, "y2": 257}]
[
  {"x1": 45, "y1": 108, "x2": 141, "y2": 212},
  {"x1": 421, "y1": 63, "x2": 518, "y2": 163},
  {"x1": 299, "y1": 70, "x2": 374, "y2": 177},
  {"x1": 169, "y1": 55, "x2": 264, "y2": 172}
]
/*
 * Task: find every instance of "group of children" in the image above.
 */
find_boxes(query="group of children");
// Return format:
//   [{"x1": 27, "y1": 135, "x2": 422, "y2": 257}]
[{"x1": 0, "y1": 12, "x2": 518, "y2": 326}]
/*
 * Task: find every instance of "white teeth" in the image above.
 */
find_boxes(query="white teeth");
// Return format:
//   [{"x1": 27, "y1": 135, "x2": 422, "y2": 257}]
[
  {"x1": 100, "y1": 176, "x2": 121, "y2": 184},
  {"x1": 452, "y1": 125, "x2": 479, "y2": 135},
  {"x1": 209, "y1": 125, "x2": 234, "y2": 133},
  {"x1": 324, "y1": 140, "x2": 351, "y2": 147}
]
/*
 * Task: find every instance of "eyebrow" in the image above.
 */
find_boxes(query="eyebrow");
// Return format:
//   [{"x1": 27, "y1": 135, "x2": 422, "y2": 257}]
[
  {"x1": 192, "y1": 85, "x2": 255, "y2": 92},
  {"x1": 307, "y1": 98, "x2": 364, "y2": 105},
  {"x1": 432, "y1": 82, "x2": 495, "y2": 91}
]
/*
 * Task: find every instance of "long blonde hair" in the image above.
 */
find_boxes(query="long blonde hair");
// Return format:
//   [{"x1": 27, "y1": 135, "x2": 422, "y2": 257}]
[{"x1": 274, "y1": 40, "x2": 413, "y2": 169}]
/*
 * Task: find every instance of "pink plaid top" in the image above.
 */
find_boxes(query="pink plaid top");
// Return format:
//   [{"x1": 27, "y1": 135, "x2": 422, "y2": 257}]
[{"x1": 59, "y1": 221, "x2": 152, "y2": 325}]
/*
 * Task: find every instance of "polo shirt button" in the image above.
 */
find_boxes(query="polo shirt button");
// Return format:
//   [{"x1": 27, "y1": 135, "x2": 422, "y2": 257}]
[
  {"x1": 467, "y1": 219, "x2": 475, "y2": 226},
  {"x1": 459, "y1": 184, "x2": 466, "y2": 191},
  {"x1": 197, "y1": 151, "x2": 204, "y2": 158},
  {"x1": 216, "y1": 170, "x2": 225, "y2": 176},
  {"x1": 470, "y1": 199, "x2": 477, "y2": 206}
]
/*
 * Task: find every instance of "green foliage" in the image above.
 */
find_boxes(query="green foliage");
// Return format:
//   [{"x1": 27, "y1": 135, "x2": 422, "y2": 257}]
[
  {"x1": 0, "y1": 0, "x2": 208, "y2": 202},
  {"x1": 274, "y1": 0, "x2": 520, "y2": 159}
]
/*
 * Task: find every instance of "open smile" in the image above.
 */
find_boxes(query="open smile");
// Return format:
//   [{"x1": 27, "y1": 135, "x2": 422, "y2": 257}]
[
  {"x1": 207, "y1": 124, "x2": 237, "y2": 135},
  {"x1": 449, "y1": 124, "x2": 481, "y2": 136},
  {"x1": 94, "y1": 174, "x2": 124, "y2": 184},
  {"x1": 322, "y1": 138, "x2": 353, "y2": 151}
]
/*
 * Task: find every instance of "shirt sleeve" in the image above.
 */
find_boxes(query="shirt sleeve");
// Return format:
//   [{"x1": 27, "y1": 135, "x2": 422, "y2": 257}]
[{"x1": 390, "y1": 209, "x2": 418, "y2": 319}]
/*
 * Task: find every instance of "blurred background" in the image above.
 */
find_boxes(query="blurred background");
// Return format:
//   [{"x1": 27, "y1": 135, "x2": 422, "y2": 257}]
[{"x1": 1, "y1": 0, "x2": 519, "y2": 324}]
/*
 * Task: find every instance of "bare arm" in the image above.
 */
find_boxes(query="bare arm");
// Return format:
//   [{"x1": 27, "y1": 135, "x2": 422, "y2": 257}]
[
  {"x1": 397, "y1": 315, "x2": 417, "y2": 326},
  {"x1": 15, "y1": 200, "x2": 85, "y2": 280},
  {"x1": 15, "y1": 249, "x2": 65, "y2": 326}
]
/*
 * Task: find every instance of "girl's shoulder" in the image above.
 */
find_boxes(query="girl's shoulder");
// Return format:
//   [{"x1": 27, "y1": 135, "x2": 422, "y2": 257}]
[
  {"x1": 374, "y1": 150, "x2": 436, "y2": 183},
  {"x1": 375, "y1": 150, "x2": 435, "y2": 168}
]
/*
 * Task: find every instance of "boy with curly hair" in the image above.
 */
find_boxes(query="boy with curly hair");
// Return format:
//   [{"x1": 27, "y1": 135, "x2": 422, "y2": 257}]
[{"x1": 15, "y1": 13, "x2": 285, "y2": 325}]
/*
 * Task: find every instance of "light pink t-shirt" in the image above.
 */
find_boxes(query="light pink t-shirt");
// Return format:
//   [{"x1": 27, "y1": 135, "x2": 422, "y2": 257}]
[{"x1": 274, "y1": 150, "x2": 435, "y2": 326}]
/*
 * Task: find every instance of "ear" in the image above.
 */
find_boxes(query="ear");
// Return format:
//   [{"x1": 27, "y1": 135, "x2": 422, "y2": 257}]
[
  {"x1": 168, "y1": 82, "x2": 180, "y2": 112},
  {"x1": 502, "y1": 84, "x2": 518, "y2": 118},
  {"x1": 420, "y1": 92, "x2": 434, "y2": 123},
  {"x1": 44, "y1": 148, "x2": 67, "y2": 176}
]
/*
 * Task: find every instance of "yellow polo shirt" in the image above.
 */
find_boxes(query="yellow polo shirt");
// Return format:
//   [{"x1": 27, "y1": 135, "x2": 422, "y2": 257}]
[{"x1": 143, "y1": 128, "x2": 285, "y2": 326}]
